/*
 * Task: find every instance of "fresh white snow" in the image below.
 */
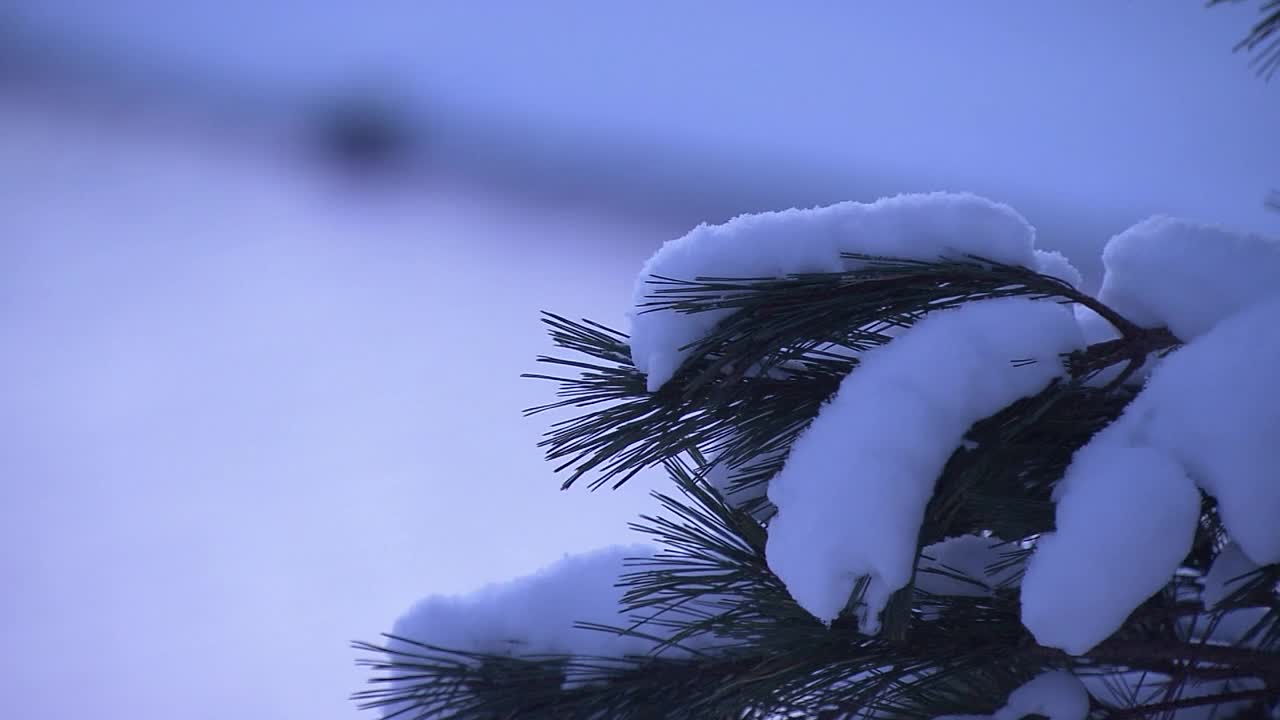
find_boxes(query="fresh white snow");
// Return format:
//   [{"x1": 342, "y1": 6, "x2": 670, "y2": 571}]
[
  {"x1": 1020, "y1": 446, "x2": 1201, "y2": 655},
  {"x1": 1023, "y1": 293, "x2": 1280, "y2": 654},
  {"x1": 628, "y1": 192, "x2": 1043, "y2": 391},
  {"x1": 381, "y1": 545, "x2": 659, "y2": 718},
  {"x1": 634, "y1": 199, "x2": 1279, "y2": 652},
  {"x1": 765, "y1": 297, "x2": 1083, "y2": 628},
  {"x1": 381, "y1": 543, "x2": 725, "y2": 716},
  {"x1": 1034, "y1": 249, "x2": 1084, "y2": 289},
  {"x1": 1099, "y1": 216, "x2": 1280, "y2": 340},
  {"x1": 388, "y1": 544, "x2": 667, "y2": 660},
  {"x1": 381, "y1": 187, "x2": 1279, "y2": 709},
  {"x1": 1129, "y1": 295, "x2": 1280, "y2": 566}
]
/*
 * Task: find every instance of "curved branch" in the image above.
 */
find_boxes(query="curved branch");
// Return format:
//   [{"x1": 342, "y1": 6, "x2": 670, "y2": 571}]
[{"x1": 1075, "y1": 639, "x2": 1280, "y2": 685}]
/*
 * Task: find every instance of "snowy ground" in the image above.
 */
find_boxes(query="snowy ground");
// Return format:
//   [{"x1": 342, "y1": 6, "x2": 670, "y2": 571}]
[{"x1": 0, "y1": 97, "x2": 676, "y2": 719}]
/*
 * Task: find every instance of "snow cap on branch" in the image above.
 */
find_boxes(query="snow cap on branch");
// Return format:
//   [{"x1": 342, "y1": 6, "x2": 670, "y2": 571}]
[
  {"x1": 1128, "y1": 295, "x2": 1280, "y2": 567},
  {"x1": 765, "y1": 297, "x2": 1084, "y2": 629},
  {"x1": 387, "y1": 544, "x2": 666, "y2": 660},
  {"x1": 1024, "y1": 294, "x2": 1280, "y2": 654},
  {"x1": 1033, "y1": 249, "x2": 1084, "y2": 289},
  {"x1": 1020, "y1": 446, "x2": 1200, "y2": 655},
  {"x1": 1099, "y1": 216, "x2": 1280, "y2": 341},
  {"x1": 629, "y1": 192, "x2": 1058, "y2": 391}
]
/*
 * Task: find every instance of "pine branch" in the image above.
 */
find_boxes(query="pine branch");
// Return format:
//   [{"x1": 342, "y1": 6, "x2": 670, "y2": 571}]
[
  {"x1": 640, "y1": 254, "x2": 1092, "y2": 393},
  {"x1": 524, "y1": 312, "x2": 849, "y2": 490},
  {"x1": 1210, "y1": 0, "x2": 1280, "y2": 79},
  {"x1": 353, "y1": 462, "x2": 1059, "y2": 718},
  {"x1": 354, "y1": 457, "x2": 1277, "y2": 719},
  {"x1": 527, "y1": 256, "x2": 1181, "y2": 492},
  {"x1": 358, "y1": 254, "x2": 1280, "y2": 718},
  {"x1": 1060, "y1": 640, "x2": 1280, "y2": 685},
  {"x1": 521, "y1": 255, "x2": 1191, "y2": 659},
  {"x1": 1100, "y1": 686, "x2": 1278, "y2": 720}
]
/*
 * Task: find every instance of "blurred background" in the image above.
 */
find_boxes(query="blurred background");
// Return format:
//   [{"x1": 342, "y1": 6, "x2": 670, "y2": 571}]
[{"x1": 1, "y1": 2, "x2": 1277, "y2": 718}]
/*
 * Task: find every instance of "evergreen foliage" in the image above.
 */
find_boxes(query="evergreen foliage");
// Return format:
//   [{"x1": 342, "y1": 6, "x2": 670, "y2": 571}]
[
  {"x1": 1211, "y1": 0, "x2": 1280, "y2": 79},
  {"x1": 353, "y1": 8, "x2": 1280, "y2": 715},
  {"x1": 355, "y1": 256, "x2": 1279, "y2": 719}
]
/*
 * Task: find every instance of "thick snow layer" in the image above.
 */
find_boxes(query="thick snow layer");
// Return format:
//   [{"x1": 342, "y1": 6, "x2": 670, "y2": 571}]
[
  {"x1": 917, "y1": 535, "x2": 1020, "y2": 598},
  {"x1": 1024, "y1": 295, "x2": 1280, "y2": 654},
  {"x1": 388, "y1": 544, "x2": 674, "y2": 661},
  {"x1": 1099, "y1": 217, "x2": 1280, "y2": 341},
  {"x1": 382, "y1": 544, "x2": 726, "y2": 716},
  {"x1": 765, "y1": 298, "x2": 1083, "y2": 628},
  {"x1": 1021, "y1": 447, "x2": 1201, "y2": 655},
  {"x1": 1034, "y1": 249, "x2": 1083, "y2": 289},
  {"x1": 1134, "y1": 297, "x2": 1280, "y2": 565},
  {"x1": 1105, "y1": 296, "x2": 1280, "y2": 565},
  {"x1": 629, "y1": 192, "x2": 1043, "y2": 391}
]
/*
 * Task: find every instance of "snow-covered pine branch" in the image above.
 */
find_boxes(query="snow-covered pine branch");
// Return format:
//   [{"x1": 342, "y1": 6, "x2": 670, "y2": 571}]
[{"x1": 358, "y1": 193, "x2": 1280, "y2": 719}]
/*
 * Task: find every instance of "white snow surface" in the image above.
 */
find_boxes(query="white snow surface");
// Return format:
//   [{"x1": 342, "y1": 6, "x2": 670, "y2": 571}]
[
  {"x1": 765, "y1": 298, "x2": 1084, "y2": 628},
  {"x1": 1131, "y1": 296, "x2": 1280, "y2": 566},
  {"x1": 917, "y1": 535, "x2": 1020, "y2": 598},
  {"x1": 1034, "y1": 249, "x2": 1084, "y2": 289},
  {"x1": 383, "y1": 545, "x2": 661, "y2": 717},
  {"x1": 1024, "y1": 294, "x2": 1280, "y2": 654},
  {"x1": 1020, "y1": 447, "x2": 1201, "y2": 655},
  {"x1": 1099, "y1": 217, "x2": 1280, "y2": 341},
  {"x1": 1101, "y1": 296, "x2": 1280, "y2": 565},
  {"x1": 629, "y1": 192, "x2": 1044, "y2": 391},
  {"x1": 388, "y1": 544, "x2": 675, "y2": 661}
]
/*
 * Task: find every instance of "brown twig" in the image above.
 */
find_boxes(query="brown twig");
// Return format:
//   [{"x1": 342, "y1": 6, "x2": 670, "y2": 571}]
[
  {"x1": 1065, "y1": 326, "x2": 1182, "y2": 386},
  {"x1": 1100, "y1": 686, "x2": 1278, "y2": 719}
]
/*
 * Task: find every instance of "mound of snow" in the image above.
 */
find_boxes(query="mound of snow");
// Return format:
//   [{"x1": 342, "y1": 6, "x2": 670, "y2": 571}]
[
  {"x1": 629, "y1": 192, "x2": 1058, "y2": 391},
  {"x1": 765, "y1": 298, "x2": 1083, "y2": 628}
]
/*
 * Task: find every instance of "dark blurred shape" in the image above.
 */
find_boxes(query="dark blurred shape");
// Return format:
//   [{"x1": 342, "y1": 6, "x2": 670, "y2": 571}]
[{"x1": 311, "y1": 93, "x2": 418, "y2": 175}]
